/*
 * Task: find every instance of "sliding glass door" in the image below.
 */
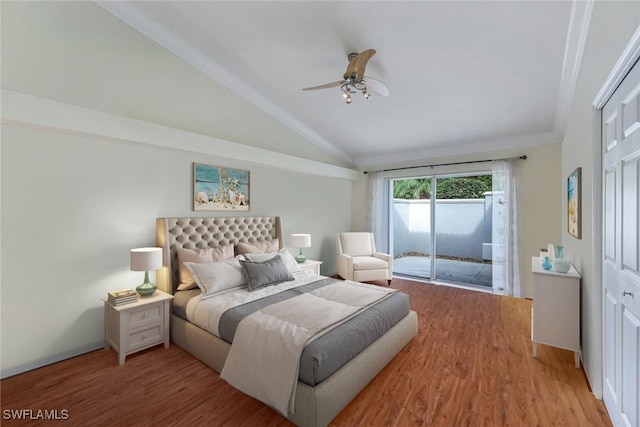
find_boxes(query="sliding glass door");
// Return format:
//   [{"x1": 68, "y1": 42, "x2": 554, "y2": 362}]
[
  {"x1": 392, "y1": 178, "x2": 433, "y2": 279},
  {"x1": 391, "y1": 174, "x2": 492, "y2": 288}
]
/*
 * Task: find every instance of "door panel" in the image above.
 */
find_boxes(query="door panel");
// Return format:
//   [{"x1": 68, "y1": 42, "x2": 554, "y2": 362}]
[
  {"x1": 621, "y1": 308, "x2": 640, "y2": 427},
  {"x1": 606, "y1": 110, "x2": 620, "y2": 151},
  {"x1": 621, "y1": 157, "x2": 639, "y2": 273},
  {"x1": 604, "y1": 290, "x2": 618, "y2": 399},
  {"x1": 603, "y1": 57, "x2": 640, "y2": 427},
  {"x1": 391, "y1": 177, "x2": 433, "y2": 280},
  {"x1": 606, "y1": 168, "x2": 617, "y2": 262},
  {"x1": 622, "y1": 81, "x2": 640, "y2": 139}
]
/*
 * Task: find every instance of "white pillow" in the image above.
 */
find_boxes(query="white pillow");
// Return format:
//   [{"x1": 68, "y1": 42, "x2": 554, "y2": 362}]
[
  {"x1": 184, "y1": 256, "x2": 247, "y2": 299},
  {"x1": 235, "y1": 239, "x2": 280, "y2": 255},
  {"x1": 176, "y1": 245, "x2": 234, "y2": 291},
  {"x1": 244, "y1": 248, "x2": 301, "y2": 272}
]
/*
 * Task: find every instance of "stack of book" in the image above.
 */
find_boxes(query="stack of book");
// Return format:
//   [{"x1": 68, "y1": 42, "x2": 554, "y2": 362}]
[{"x1": 107, "y1": 289, "x2": 138, "y2": 306}]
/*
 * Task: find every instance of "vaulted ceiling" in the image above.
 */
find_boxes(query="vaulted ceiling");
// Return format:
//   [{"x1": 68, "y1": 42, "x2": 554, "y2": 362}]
[{"x1": 8, "y1": 1, "x2": 592, "y2": 168}]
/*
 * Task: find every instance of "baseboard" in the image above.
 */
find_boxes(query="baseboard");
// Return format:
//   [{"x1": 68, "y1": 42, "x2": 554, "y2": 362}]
[
  {"x1": 0, "y1": 341, "x2": 103, "y2": 379},
  {"x1": 579, "y1": 353, "x2": 602, "y2": 400}
]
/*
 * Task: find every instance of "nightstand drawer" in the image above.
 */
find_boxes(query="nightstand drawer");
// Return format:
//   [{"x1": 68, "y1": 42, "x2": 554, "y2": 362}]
[
  {"x1": 127, "y1": 303, "x2": 162, "y2": 329},
  {"x1": 127, "y1": 324, "x2": 162, "y2": 352}
]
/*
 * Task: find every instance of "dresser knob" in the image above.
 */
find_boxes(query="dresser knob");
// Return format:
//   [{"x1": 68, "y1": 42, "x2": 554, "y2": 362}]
[{"x1": 623, "y1": 291, "x2": 633, "y2": 297}]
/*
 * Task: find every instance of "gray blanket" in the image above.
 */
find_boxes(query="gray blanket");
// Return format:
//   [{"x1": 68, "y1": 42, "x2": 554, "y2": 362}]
[
  {"x1": 172, "y1": 279, "x2": 410, "y2": 385},
  {"x1": 218, "y1": 278, "x2": 410, "y2": 385}
]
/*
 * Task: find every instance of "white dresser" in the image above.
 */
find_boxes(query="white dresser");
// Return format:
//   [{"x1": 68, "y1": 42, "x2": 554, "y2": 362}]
[{"x1": 531, "y1": 256, "x2": 582, "y2": 368}]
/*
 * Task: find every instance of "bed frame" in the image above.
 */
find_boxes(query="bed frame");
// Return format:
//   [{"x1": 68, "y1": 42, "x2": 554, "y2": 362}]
[{"x1": 156, "y1": 216, "x2": 418, "y2": 427}]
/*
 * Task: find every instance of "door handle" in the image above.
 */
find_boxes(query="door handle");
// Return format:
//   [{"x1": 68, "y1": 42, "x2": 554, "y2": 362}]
[{"x1": 622, "y1": 290, "x2": 633, "y2": 297}]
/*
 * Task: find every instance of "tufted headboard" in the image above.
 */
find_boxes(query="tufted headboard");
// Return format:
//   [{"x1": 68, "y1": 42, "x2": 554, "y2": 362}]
[{"x1": 156, "y1": 216, "x2": 284, "y2": 294}]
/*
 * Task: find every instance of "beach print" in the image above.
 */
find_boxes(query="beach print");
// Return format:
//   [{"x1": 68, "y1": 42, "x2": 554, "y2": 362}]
[
  {"x1": 567, "y1": 167, "x2": 581, "y2": 239},
  {"x1": 194, "y1": 163, "x2": 250, "y2": 211}
]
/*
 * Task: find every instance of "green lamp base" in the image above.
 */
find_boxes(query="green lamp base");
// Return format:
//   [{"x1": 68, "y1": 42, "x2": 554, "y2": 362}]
[
  {"x1": 136, "y1": 281, "x2": 157, "y2": 297},
  {"x1": 295, "y1": 254, "x2": 307, "y2": 264}
]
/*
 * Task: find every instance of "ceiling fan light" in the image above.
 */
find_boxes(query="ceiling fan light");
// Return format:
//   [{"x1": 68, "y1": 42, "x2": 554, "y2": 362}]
[{"x1": 302, "y1": 48, "x2": 388, "y2": 102}]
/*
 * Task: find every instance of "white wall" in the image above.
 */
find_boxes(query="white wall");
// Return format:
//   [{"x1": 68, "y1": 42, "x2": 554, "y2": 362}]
[
  {"x1": 1, "y1": 1, "x2": 348, "y2": 168},
  {"x1": 0, "y1": 123, "x2": 352, "y2": 378},
  {"x1": 0, "y1": 0, "x2": 359, "y2": 379},
  {"x1": 561, "y1": 2, "x2": 640, "y2": 398}
]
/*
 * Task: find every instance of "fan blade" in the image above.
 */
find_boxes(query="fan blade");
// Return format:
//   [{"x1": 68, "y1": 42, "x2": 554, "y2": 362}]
[
  {"x1": 363, "y1": 76, "x2": 390, "y2": 97},
  {"x1": 344, "y1": 49, "x2": 376, "y2": 79},
  {"x1": 302, "y1": 80, "x2": 345, "y2": 91}
]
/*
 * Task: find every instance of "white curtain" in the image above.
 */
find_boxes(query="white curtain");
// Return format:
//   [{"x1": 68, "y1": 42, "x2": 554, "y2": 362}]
[
  {"x1": 366, "y1": 171, "x2": 388, "y2": 252},
  {"x1": 491, "y1": 159, "x2": 521, "y2": 297}
]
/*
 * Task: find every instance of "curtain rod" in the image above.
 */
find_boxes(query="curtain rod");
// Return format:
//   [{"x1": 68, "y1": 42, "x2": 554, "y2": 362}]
[{"x1": 362, "y1": 155, "x2": 527, "y2": 174}]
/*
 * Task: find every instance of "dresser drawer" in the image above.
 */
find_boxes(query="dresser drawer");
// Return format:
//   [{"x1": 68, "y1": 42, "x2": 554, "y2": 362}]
[
  {"x1": 127, "y1": 323, "x2": 163, "y2": 352},
  {"x1": 127, "y1": 303, "x2": 162, "y2": 329}
]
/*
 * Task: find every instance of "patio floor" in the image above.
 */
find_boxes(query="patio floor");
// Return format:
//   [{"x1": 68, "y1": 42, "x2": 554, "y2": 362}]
[{"x1": 393, "y1": 256, "x2": 492, "y2": 288}]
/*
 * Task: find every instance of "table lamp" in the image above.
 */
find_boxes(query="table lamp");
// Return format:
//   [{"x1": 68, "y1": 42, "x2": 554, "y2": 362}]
[
  {"x1": 290, "y1": 234, "x2": 311, "y2": 263},
  {"x1": 130, "y1": 247, "x2": 163, "y2": 297}
]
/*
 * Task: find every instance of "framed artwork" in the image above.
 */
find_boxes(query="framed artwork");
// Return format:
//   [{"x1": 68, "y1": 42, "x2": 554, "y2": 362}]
[
  {"x1": 193, "y1": 163, "x2": 250, "y2": 211},
  {"x1": 567, "y1": 167, "x2": 581, "y2": 239}
]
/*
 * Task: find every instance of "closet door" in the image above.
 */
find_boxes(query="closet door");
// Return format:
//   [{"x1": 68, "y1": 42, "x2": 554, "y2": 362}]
[{"x1": 603, "y1": 59, "x2": 640, "y2": 427}]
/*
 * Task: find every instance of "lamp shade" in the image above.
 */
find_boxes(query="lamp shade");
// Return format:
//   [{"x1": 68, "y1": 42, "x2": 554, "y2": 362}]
[
  {"x1": 130, "y1": 247, "x2": 163, "y2": 271},
  {"x1": 290, "y1": 234, "x2": 311, "y2": 248}
]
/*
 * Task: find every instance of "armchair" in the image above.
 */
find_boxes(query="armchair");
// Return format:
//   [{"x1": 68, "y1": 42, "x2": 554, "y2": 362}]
[{"x1": 336, "y1": 232, "x2": 393, "y2": 285}]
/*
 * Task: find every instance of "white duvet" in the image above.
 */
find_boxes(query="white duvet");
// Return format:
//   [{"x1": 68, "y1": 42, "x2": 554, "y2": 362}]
[
  {"x1": 219, "y1": 278, "x2": 397, "y2": 416},
  {"x1": 185, "y1": 270, "x2": 322, "y2": 337},
  {"x1": 185, "y1": 271, "x2": 397, "y2": 416}
]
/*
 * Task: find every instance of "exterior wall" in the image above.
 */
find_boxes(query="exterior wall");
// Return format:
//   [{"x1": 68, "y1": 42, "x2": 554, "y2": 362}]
[{"x1": 393, "y1": 199, "x2": 488, "y2": 260}]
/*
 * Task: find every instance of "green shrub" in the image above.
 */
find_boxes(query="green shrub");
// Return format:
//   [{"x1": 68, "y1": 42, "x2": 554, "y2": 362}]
[
  {"x1": 393, "y1": 175, "x2": 491, "y2": 200},
  {"x1": 393, "y1": 178, "x2": 431, "y2": 199},
  {"x1": 436, "y1": 176, "x2": 492, "y2": 199}
]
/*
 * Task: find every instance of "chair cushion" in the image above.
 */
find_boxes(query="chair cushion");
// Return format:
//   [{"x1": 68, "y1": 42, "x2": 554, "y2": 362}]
[
  {"x1": 340, "y1": 233, "x2": 373, "y2": 256},
  {"x1": 352, "y1": 256, "x2": 389, "y2": 270}
]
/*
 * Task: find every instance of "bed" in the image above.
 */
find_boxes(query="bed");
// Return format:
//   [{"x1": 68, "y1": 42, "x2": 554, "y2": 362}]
[{"x1": 156, "y1": 216, "x2": 418, "y2": 427}]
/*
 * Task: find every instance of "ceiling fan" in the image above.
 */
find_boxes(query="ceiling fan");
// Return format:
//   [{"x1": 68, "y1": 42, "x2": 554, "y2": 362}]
[{"x1": 302, "y1": 49, "x2": 390, "y2": 104}]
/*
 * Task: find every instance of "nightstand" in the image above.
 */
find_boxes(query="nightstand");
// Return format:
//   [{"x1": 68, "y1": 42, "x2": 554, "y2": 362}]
[
  {"x1": 298, "y1": 259, "x2": 323, "y2": 275},
  {"x1": 102, "y1": 290, "x2": 173, "y2": 365}
]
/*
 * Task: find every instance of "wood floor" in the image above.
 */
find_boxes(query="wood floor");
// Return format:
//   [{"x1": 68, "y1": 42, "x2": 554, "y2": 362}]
[{"x1": 1, "y1": 279, "x2": 611, "y2": 426}]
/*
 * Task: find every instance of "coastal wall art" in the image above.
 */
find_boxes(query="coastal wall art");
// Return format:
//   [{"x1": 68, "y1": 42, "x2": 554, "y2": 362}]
[
  {"x1": 567, "y1": 167, "x2": 581, "y2": 239},
  {"x1": 193, "y1": 163, "x2": 250, "y2": 211}
]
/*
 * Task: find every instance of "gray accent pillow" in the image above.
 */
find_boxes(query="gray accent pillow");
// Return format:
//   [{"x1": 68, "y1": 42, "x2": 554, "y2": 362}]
[
  {"x1": 244, "y1": 248, "x2": 301, "y2": 272},
  {"x1": 240, "y1": 255, "x2": 295, "y2": 291}
]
